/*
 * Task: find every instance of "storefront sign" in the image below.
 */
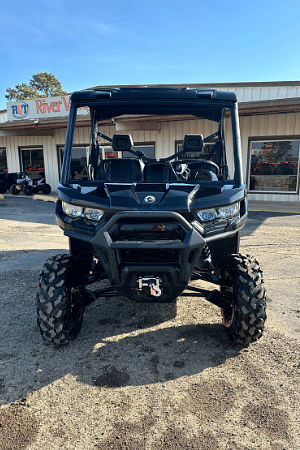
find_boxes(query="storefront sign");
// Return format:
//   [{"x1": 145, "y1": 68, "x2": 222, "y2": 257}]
[{"x1": 7, "y1": 95, "x2": 90, "y2": 121}]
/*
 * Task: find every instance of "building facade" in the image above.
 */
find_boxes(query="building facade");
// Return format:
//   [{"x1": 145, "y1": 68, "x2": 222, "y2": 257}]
[{"x1": 0, "y1": 81, "x2": 299, "y2": 203}]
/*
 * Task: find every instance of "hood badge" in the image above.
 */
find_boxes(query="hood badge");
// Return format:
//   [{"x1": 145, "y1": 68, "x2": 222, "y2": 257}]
[{"x1": 144, "y1": 195, "x2": 155, "y2": 203}]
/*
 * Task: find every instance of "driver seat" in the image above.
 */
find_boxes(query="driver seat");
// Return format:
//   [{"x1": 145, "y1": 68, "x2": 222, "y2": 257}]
[{"x1": 98, "y1": 158, "x2": 144, "y2": 182}]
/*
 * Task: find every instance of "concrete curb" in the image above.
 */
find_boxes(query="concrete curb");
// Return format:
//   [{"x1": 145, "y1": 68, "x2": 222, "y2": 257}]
[
  {"x1": 33, "y1": 194, "x2": 57, "y2": 203},
  {"x1": 2, "y1": 192, "x2": 57, "y2": 202}
]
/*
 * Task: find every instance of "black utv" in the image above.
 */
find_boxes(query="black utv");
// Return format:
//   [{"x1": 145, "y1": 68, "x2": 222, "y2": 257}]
[{"x1": 37, "y1": 87, "x2": 267, "y2": 345}]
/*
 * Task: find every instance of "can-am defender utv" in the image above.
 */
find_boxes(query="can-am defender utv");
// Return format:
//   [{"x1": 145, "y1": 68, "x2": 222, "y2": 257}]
[{"x1": 37, "y1": 87, "x2": 267, "y2": 345}]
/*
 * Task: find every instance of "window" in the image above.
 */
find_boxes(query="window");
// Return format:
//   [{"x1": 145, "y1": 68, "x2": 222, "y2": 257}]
[
  {"x1": 59, "y1": 147, "x2": 88, "y2": 180},
  {"x1": 0, "y1": 148, "x2": 7, "y2": 171},
  {"x1": 101, "y1": 144, "x2": 155, "y2": 159},
  {"x1": 176, "y1": 142, "x2": 216, "y2": 161},
  {"x1": 20, "y1": 148, "x2": 45, "y2": 180},
  {"x1": 249, "y1": 139, "x2": 300, "y2": 193},
  {"x1": 59, "y1": 144, "x2": 155, "y2": 181}
]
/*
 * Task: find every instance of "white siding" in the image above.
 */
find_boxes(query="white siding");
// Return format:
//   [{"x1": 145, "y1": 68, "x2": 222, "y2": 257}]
[
  {"x1": 213, "y1": 84, "x2": 300, "y2": 103},
  {"x1": 0, "y1": 86, "x2": 300, "y2": 202}
]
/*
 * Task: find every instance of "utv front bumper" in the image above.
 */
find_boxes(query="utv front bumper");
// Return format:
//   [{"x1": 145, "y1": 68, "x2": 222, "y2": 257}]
[
  {"x1": 89, "y1": 211, "x2": 206, "y2": 302},
  {"x1": 57, "y1": 204, "x2": 245, "y2": 302},
  {"x1": 57, "y1": 208, "x2": 208, "y2": 302}
]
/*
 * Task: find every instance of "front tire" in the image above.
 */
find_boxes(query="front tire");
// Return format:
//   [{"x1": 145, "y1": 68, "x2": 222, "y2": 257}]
[
  {"x1": 10, "y1": 184, "x2": 20, "y2": 195},
  {"x1": 37, "y1": 254, "x2": 88, "y2": 344},
  {"x1": 221, "y1": 254, "x2": 267, "y2": 345},
  {"x1": 23, "y1": 185, "x2": 33, "y2": 196}
]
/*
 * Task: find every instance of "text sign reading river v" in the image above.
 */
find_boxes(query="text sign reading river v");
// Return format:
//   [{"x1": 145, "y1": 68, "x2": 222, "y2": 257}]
[{"x1": 7, "y1": 95, "x2": 89, "y2": 121}]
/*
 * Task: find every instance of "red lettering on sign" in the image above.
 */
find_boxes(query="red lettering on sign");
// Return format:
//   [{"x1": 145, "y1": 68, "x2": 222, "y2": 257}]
[
  {"x1": 35, "y1": 98, "x2": 69, "y2": 115},
  {"x1": 17, "y1": 105, "x2": 23, "y2": 116},
  {"x1": 36, "y1": 100, "x2": 45, "y2": 114},
  {"x1": 62, "y1": 97, "x2": 70, "y2": 111},
  {"x1": 45, "y1": 102, "x2": 52, "y2": 113}
]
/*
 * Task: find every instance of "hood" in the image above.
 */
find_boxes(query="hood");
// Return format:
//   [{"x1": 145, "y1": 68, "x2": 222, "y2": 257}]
[{"x1": 104, "y1": 183, "x2": 200, "y2": 212}]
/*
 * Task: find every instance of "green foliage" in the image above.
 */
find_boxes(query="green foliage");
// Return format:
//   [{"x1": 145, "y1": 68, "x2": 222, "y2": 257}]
[
  {"x1": 5, "y1": 83, "x2": 38, "y2": 101},
  {"x1": 5, "y1": 72, "x2": 67, "y2": 101}
]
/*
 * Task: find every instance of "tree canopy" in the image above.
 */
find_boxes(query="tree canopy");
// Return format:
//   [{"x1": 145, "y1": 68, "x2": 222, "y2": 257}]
[{"x1": 5, "y1": 72, "x2": 67, "y2": 101}]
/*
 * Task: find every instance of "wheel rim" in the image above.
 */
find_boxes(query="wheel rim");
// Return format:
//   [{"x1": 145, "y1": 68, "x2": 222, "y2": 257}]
[
  {"x1": 221, "y1": 274, "x2": 235, "y2": 327},
  {"x1": 70, "y1": 287, "x2": 84, "y2": 323}
]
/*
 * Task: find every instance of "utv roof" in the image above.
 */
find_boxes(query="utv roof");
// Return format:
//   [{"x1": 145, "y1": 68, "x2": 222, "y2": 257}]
[{"x1": 70, "y1": 87, "x2": 238, "y2": 122}]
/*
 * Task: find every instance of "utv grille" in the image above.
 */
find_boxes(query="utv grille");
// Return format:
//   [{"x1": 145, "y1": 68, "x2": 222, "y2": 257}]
[
  {"x1": 110, "y1": 221, "x2": 185, "y2": 242},
  {"x1": 120, "y1": 249, "x2": 180, "y2": 265},
  {"x1": 117, "y1": 228, "x2": 181, "y2": 241}
]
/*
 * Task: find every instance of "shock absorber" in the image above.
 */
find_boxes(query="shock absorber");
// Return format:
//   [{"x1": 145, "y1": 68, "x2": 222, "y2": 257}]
[{"x1": 201, "y1": 244, "x2": 214, "y2": 273}]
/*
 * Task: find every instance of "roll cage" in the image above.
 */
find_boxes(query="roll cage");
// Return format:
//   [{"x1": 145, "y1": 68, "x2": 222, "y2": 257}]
[{"x1": 60, "y1": 87, "x2": 243, "y2": 187}]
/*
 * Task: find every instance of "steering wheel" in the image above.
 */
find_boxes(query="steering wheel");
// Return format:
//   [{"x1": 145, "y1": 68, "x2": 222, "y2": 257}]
[{"x1": 183, "y1": 159, "x2": 220, "y2": 176}]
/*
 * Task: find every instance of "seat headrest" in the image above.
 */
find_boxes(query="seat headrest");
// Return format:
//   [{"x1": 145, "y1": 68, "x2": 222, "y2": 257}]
[
  {"x1": 111, "y1": 134, "x2": 134, "y2": 152},
  {"x1": 182, "y1": 134, "x2": 204, "y2": 153}
]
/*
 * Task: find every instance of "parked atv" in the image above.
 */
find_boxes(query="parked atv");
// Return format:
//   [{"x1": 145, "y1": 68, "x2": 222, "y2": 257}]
[
  {"x1": 37, "y1": 87, "x2": 267, "y2": 346},
  {"x1": 10, "y1": 172, "x2": 51, "y2": 196}
]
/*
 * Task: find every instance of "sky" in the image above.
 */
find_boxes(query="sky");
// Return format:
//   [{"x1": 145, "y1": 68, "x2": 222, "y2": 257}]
[{"x1": 1, "y1": 0, "x2": 300, "y2": 110}]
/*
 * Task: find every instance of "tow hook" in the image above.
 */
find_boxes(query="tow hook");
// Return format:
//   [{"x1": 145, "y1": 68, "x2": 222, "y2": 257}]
[{"x1": 138, "y1": 277, "x2": 162, "y2": 297}]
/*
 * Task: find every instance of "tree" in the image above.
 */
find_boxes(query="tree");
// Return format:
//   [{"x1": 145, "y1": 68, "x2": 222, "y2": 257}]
[{"x1": 5, "y1": 72, "x2": 67, "y2": 101}]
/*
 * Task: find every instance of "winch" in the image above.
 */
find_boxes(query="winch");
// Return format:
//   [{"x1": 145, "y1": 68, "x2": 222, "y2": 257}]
[{"x1": 138, "y1": 276, "x2": 162, "y2": 297}]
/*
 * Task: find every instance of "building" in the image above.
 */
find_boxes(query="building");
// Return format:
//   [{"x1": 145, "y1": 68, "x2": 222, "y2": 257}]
[{"x1": 0, "y1": 81, "x2": 300, "y2": 203}]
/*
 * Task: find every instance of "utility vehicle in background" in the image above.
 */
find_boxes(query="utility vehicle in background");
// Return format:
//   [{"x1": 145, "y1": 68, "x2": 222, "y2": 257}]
[
  {"x1": 10, "y1": 172, "x2": 51, "y2": 196},
  {"x1": 0, "y1": 171, "x2": 17, "y2": 194},
  {"x1": 37, "y1": 87, "x2": 267, "y2": 345}
]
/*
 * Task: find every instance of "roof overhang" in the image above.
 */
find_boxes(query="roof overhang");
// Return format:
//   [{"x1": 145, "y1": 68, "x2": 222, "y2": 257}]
[
  {"x1": 238, "y1": 97, "x2": 300, "y2": 116},
  {"x1": 1, "y1": 96, "x2": 300, "y2": 133}
]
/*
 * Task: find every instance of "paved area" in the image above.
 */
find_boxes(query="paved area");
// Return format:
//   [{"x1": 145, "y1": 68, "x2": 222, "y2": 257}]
[
  {"x1": 248, "y1": 200, "x2": 300, "y2": 214},
  {"x1": 0, "y1": 195, "x2": 299, "y2": 449}
]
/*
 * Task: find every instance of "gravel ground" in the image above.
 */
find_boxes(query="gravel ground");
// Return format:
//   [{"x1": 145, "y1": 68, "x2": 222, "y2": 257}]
[{"x1": 0, "y1": 196, "x2": 299, "y2": 449}]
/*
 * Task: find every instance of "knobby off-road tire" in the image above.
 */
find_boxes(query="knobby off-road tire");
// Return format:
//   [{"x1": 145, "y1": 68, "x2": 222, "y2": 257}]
[
  {"x1": 23, "y1": 185, "x2": 33, "y2": 196},
  {"x1": 221, "y1": 253, "x2": 267, "y2": 345},
  {"x1": 10, "y1": 184, "x2": 20, "y2": 195},
  {"x1": 37, "y1": 254, "x2": 88, "y2": 344}
]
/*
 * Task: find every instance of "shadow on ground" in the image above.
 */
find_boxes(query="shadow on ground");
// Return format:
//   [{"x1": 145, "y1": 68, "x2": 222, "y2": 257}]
[{"x1": 0, "y1": 256, "x2": 240, "y2": 406}]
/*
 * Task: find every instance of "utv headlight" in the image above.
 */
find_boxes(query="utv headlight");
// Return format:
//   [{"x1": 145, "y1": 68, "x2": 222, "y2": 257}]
[
  {"x1": 62, "y1": 202, "x2": 83, "y2": 217},
  {"x1": 197, "y1": 202, "x2": 240, "y2": 222},
  {"x1": 197, "y1": 209, "x2": 217, "y2": 222},
  {"x1": 62, "y1": 202, "x2": 104, "y2": 222},
  {"x1": 218, "y1": 202, "x2": 240, "y2": 218},
  {"x1": 84, "y1": 207, "x2": 104, "y2": 222}
]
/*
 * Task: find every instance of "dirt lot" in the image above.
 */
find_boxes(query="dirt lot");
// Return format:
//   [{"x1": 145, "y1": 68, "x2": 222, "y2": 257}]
[{"x1": 0, "y1": 195, "x2": 299, "y2": 450}]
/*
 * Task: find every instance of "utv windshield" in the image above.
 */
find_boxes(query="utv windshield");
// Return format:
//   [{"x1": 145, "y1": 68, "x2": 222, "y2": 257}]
[{"x1": 60, "y1": 88, "x2": 243, "y2": 187}]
